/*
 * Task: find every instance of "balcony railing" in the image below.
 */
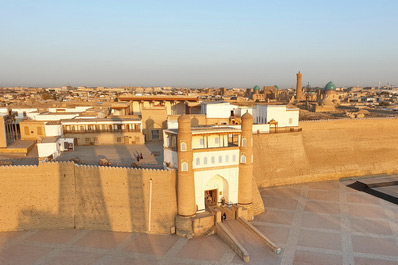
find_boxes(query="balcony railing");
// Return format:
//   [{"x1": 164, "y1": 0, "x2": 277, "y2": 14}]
[{"x1": 63, "y1": 128, "x2": 141, "y2": 134}]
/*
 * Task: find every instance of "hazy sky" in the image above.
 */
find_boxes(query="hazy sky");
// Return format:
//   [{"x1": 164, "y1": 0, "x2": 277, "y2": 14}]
[{"x1": 1, "y1": 0, "x2": 397, "y2": 88}]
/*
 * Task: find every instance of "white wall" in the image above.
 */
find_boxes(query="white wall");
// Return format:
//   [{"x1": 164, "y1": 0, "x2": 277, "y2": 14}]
[
  {"x1": 192, "y1": 134, "x2": 230, "y2": 149},
  {"x1": 235, "y1": 106, "x2": 256, "y2": 119},
  {"x1": 167, "y1": 119, "x2": 178, "y2": 129},
  {"x1": 286, "y1": 109, "x2": 300, "y2": 127},
  {"x1": 37, "y1": 142, "x2": 59, "y2": 158},
  {"x1": 164, "y1": 149, "x2": 178, "y2": 168},
  {"x1": 34, "y1": 114, "x2": 78, "y2": 121},
  {"x1": 58, "y1": 138, "x2": 74, "y2": 151},
  {"x1": 193, "y1": 149, "x2": 239, "y2": 169},
  {"x1": 45, "y1": 124, "x2": 63, "y2": 136},
  {"x1": 194, "y1": 167, "x2": 239, "y2": 212},
  {"x1": 252, "y1": 124, "x2": 270, "y2": 133},
  {"x1": 202, "y1": 102, "x2": 238, "y2": 118},
  {"x1": 256, "y1": 105, "x2": 299, "y2": 127}
]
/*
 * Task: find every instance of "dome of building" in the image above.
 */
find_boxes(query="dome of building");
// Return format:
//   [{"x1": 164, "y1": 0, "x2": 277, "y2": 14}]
[
  {"x1": 253, "y1": 85, "x2": 260, "y2": 91},
  {"x1": 241, "y1": 111, "x2": 253, "y2": 120},
  {"x1": 274, "y1": 85, "x2": 279, "y2": 90},
  {"x1": 324, "y1": 81, "x2": 336, "y2": 91}
]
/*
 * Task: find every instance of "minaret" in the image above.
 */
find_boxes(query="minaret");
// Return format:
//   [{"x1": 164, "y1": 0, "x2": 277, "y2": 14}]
[
  {"x1": 238, "y1": 112, "x2": 253, "y2": 206},
  {"x1": 296, "y1": 71, "x2": 303, "y2": 101},
  {"x1": 177, "y1": 114, "x2": 196, "y2": 217}
]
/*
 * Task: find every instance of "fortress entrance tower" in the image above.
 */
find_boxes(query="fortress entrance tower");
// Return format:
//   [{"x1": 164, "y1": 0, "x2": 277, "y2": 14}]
[{"x1": 163, "y1": 113, "x2": 257, "y2": 237}]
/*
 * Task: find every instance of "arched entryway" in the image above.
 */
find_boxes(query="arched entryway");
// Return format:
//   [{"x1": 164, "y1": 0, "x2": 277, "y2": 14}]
[{"x1": 204, "y1": 175, "x2": 229, "y2": 207}]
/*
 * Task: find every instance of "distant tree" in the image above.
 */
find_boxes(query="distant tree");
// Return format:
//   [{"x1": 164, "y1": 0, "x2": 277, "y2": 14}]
[
  {"x1": 379, "y1": 101, "x2": 390, "y2": 106},
  {"x1": 41, "y1": 93, "x2": 52, "y2": 100},
  {"x1": 114, "y1": 98, "x2": 119, "y2": 102}
]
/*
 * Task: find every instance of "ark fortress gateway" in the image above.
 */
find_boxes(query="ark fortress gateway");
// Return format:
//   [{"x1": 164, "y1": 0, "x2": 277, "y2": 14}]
[{"x1": 163, "y1": 113, "x2": 255, "y2": 235}]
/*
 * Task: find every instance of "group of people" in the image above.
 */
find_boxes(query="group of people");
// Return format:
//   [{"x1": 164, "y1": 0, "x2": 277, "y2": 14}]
[
  {"x1": 136, "y1": 153, "x2": 143, "y2": 162},
  {"x1": 205, "y1": 192, "x2": 226, "y2": 206}
]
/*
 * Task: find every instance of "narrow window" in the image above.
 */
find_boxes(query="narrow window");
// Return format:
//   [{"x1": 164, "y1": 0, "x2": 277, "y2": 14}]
[
  {"x1": 215, "y1": 137, "x2": 219, "y2": 144},
  {"x1": 218, "y1": 156, "x2": 222, "y2": 163},
  {"x1": 24, "y1": 126, "x2": 30, "y2": 135},
  {"x1": 211, "y1": 157, "x2": 215, "y2": 164},
  {"x1": 242, "y1": 138, "x2": 247, "y2": 147},
  {"x1": 181, "y1": 142, "x2": 187, "y2": 151},
  {"x1": 232, "y1": 154, "x2": 236, "y2": 162},
  {"x1": 199, "y1": 138, "x2": 204, "y2": 146},
  {"x1": 196, "y1": 157, "x2": 200, "y2": 166},
  {"x1": 182, "y1": 162, "x2": 188, "y2": 171},
  {"x1": 37, "y1": 127, "x2": 43, "y2": 135},
  {"x1": 241, "y1": 155, "x2": 246, "y2": 163},
  {"x1": 116, "y1": 137, "x2": 121, "y2": 143},
  {"x1": 225, "y1": 155, "x2": 229, "y2": 163},
  {"x1": 204, "y1": 157, "x2": 208, "y2": 165}
]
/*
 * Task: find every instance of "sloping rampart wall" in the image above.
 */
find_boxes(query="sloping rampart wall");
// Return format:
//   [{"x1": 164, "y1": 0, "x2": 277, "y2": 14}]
[{"x1": 254, "y1": 118, "x2": 398, "y2": 187}]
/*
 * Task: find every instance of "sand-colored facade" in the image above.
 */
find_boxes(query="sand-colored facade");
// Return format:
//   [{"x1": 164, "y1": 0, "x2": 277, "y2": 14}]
[{"x1": 19, "y1": 120, "x2": 46, "y2": 141}]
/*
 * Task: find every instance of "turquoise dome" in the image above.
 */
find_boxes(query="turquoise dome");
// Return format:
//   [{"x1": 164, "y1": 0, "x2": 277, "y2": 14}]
[
  {"x1": 253, "y1": 85, "x2": 260, "y2": 91},
  {"x1": 324, "y1": 81, "x2": 336, "y2": 91},
  {"x1": 274, "y1": 85, "x2": 279, "y2": 90}
]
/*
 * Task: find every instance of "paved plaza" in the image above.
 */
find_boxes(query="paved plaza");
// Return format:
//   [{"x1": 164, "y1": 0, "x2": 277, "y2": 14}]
[
  {"x1": 56, "y1": 143, "x2": 164, "y2": 167},
  {"x1": 1, "y1": 177, "x2": 398, "y2": 265}
]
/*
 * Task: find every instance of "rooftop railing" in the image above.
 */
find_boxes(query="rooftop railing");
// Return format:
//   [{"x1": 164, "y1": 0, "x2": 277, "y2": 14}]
[{"x1": 63, "y1": 128, "x2": 141, "y2": 134}]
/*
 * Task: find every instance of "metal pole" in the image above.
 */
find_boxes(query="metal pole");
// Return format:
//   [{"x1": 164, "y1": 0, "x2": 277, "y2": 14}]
[{"x1": 148, "y1": 178, "x2": 153, "y2": 233}]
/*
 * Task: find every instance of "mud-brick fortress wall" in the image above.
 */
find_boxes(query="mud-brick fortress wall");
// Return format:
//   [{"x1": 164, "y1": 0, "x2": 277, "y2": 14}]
[
  {"x1": 0, "y1": 162, "x2": 177, "y2": 234},
  {"x1": 254, "y1": 118, "x2": 398, "y2": 187},
  {"x1": 74, "y1": 165, "x2": 176, "y2": 233}
]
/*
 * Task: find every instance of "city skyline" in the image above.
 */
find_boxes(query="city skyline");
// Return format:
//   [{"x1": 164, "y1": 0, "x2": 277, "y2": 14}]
[{"x1": 1, "y1": 0, "x2": 397, "y2": 88}]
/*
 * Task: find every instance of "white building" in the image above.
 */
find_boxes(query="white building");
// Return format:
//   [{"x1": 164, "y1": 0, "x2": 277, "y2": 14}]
[
  {"x1": 201, "y1": 102, "x2": 238, "y2": 118},
  {"x1": 255, "y1": 105, "x2": 299, "y2": 127},
  {"x1": 164, "y1": 125, "x2": 243, "y2": 212}
]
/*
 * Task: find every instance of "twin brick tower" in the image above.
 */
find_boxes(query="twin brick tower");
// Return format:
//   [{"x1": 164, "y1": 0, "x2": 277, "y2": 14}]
[{"x1": 173, "y1": 112, "x2": 257, "y2": 237}]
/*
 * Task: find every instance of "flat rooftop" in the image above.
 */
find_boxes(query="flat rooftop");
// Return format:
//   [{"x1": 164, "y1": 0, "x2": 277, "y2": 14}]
[
  {"x1": 1, "y1": 176, "x2": 397, "y2": 264},
  {"x1": 5, "y1": 140, "x2": 35, "y2": 149},
  {"x1": 61, "y1": 117, "x2": 141, "y2": 123},
  {"x1": 56, "y1": 143, "x2": 163, "y2": 166}
]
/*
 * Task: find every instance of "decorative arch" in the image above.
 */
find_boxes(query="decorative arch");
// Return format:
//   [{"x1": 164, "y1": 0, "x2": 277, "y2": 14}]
[{"x1": 204, "y1": 175, "x2": 229, "y2": 205}]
